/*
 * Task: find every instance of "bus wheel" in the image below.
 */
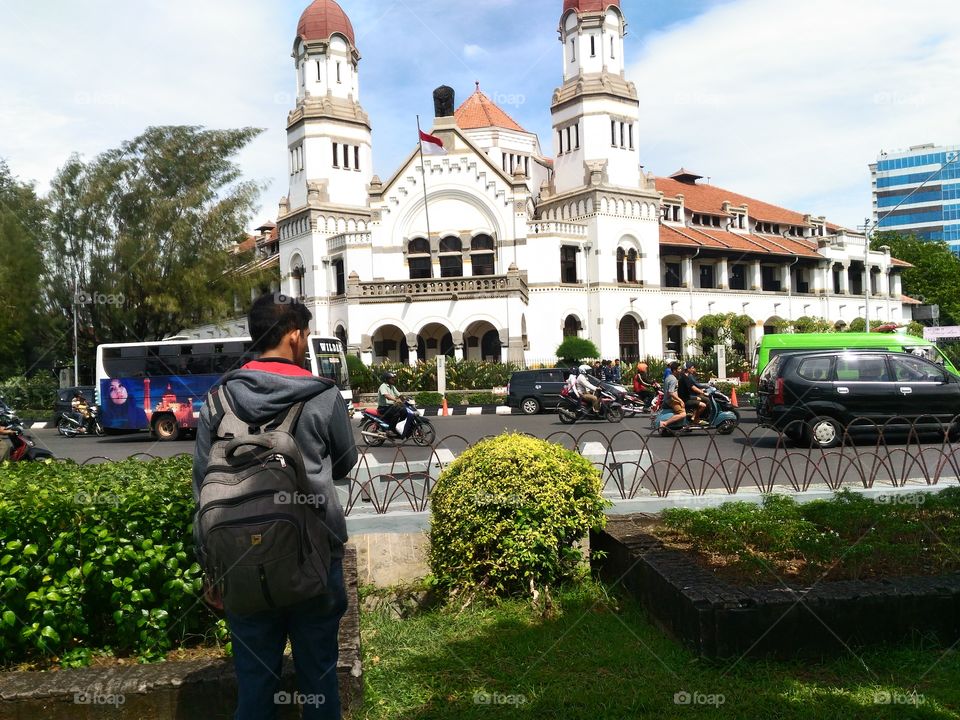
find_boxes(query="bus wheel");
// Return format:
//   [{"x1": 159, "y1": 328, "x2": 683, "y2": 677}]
[{"x1": 153, "y1": 415, "x2": 181, "y2": 442}]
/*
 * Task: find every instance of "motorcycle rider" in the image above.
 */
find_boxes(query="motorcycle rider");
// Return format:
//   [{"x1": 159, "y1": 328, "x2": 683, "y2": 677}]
[
  {"x1": 679, "y1": 361, "x2": 709, "y2": 426},
  {"x1": 576, "y1": 364, "x2": 601, "y2": 414},
  {"x1": 71, "y1": 391, "x2": 91, "y2": 428},
  {"x1": 632, "y1": 362, "x2": 659, "y2": 408},
  {"x1": 659, "y1": 361, "x2": 687, "y2": 431},
  {"x1": 0, "y1": 425, "x2": 14, "y2": 462},
  {"x1": 376, "y1": 371, "x2": 406, "y2": 436}
]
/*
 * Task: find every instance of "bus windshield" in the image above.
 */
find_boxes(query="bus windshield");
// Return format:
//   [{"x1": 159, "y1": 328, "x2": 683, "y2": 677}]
[{"x1": 310, "y1": 337, "x2": 351, "y2": 390}]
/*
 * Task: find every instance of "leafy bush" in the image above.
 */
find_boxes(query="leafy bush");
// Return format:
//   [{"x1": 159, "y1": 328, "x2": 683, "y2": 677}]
[
  {"x1": 0, "y1": 457, "x2": 218, "y2": 666},
  {"x1": 428, "y1": 434, "x2": 608, "y2": 597},
  {"x1": 414, "y1": 391, "x2": 444, "y2": 407},
  {"x1": 556, "y1": 337, "x2": 599, "y2": 364},
  {"x1": 0, "y1": 374, "x2": 58, "y2": 414},
  {"x1": 350, "y1": 360, "x2": 519, "y2": 394},
  {"x1": 466, "y1": 392, "x2": 503, "y2": 406}
]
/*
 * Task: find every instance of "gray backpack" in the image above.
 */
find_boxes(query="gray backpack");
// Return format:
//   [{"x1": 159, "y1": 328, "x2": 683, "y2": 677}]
[{"x1": 196, "y1": 385, "x2": 331, "y2": 615}]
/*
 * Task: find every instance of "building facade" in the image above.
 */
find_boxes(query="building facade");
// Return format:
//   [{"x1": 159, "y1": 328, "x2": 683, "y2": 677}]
[
  {"x1": 870, "y1": 143, "x2": 960, "y2": 252},
  {"x1": 275, "y1": 0, "x2": 912, "y2": 366}
]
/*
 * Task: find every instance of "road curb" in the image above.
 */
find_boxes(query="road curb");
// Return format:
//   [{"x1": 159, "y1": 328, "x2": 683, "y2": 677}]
[{"x1": 355, "y1": 405, "x2": 514, "y2": 418}]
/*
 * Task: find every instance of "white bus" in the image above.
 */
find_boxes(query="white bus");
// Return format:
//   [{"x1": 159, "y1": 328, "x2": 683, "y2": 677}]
[{"x1": 95, "y1": 336, "x2": 353, "y2": 441}]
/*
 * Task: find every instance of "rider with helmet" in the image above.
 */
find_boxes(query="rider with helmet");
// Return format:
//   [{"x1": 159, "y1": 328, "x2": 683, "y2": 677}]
[
  {"x1": 377, "y1": 371, "x2": 405, "y2": 435},
  {"x1": 575, "y1": 364, "x2": 601, "y2": 413}
]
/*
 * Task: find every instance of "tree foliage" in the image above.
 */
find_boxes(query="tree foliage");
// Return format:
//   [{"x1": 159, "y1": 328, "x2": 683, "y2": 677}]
[
  {"x1": 0, "y1": 161, "x2": 48, "y2": 377},
  {"x1": 45, "y1": 126, "x2": 270, "y2": 366},
  {"x1": 872, "y1": 231, "x2": 960, "y2": 324},
  {"x1": 556, "y1": 337, "x2": 600, "y2": 363}
]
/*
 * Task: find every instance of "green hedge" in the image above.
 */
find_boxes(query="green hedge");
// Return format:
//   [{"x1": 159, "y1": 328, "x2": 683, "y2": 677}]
[
  {"x1": 349, "y1": 360, "x2": 519, "y2": 394},
  {"x1": 0, "y1": 374, "x2": 59, "y2": 415},
  {"x1": 0, "y1": 457, "x2": 224, "y2": 667}
]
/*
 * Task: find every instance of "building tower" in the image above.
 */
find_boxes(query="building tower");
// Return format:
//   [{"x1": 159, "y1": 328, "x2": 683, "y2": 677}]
[
  {"x1": 286, "y1": 0, "x2": 372, "y2": 211},
  {"x1": 551, "y1": 0, "x2": 640, "y2": 194}
]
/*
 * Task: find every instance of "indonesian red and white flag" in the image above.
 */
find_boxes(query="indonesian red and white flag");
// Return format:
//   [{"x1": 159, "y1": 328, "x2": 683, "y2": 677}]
[{"x1": 419, "y1": 129, "x2": 446, "y2": 155}]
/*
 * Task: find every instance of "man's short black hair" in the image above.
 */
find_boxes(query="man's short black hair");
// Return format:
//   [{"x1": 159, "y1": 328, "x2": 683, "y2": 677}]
[{"x1": 248, "y1": 292, "x2": 312, "y2": 352}]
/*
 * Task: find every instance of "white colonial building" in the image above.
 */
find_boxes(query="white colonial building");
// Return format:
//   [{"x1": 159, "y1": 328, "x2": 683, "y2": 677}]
[{"x1": 272, "y1": 0, "x2": 913, "y2": 365}]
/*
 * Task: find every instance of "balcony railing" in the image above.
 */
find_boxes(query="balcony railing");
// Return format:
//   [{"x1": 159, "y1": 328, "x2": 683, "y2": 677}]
[
  {"x1": 327, "y1": 232, "x2": 372, "y2": 253},
  {"x1": 528, "y1": 221, "x2": 589, "y2": 238},
  {"x1": 347, "y1": 271, "x2": 528, "y2": 304}
]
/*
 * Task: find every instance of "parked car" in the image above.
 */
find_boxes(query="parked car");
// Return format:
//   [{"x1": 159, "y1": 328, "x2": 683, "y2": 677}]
[
  {"x1": 756, "y1": 350, "x2": 960, "y2": 448},
  {"x1": 506, "y1": 369, "x2": 569, "y2": 415},
  {"x1": 53, "y1": 386, "x2": 96, "y2": 423}
]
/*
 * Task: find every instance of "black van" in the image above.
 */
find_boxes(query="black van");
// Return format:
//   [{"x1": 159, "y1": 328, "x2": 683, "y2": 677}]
[
  {"x1": 506, "y1": 369, "x2": 568, "y2": 415},
  {"x1": 757, "y1": 349, "x2": 960, "y2": 448}
]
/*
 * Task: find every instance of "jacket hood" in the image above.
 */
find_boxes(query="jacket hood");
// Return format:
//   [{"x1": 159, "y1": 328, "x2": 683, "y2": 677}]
[{"x1": 217, "y1": 368, "x2": 336, "y2": 425}]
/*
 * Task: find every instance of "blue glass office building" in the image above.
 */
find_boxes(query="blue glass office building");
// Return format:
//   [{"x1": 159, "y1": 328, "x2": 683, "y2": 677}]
[{"x1": 871, "y1": 144, "x2": 960, "y2": 252}]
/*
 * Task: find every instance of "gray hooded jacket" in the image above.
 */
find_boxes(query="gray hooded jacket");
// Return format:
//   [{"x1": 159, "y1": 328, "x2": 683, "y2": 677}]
[{"x1": 192, "y1": 361, "x2": 358, "y2": 557}]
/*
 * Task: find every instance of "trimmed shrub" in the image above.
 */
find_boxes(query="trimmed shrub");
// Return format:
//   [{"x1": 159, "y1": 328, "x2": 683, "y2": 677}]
[
  {"x1": 414, "y1": 391, "x2": 444, "y2": 407},
  {"x1": 0, "y1": 457, "x2": 219, "y2": 666},
  {"x1": 428, "y1": 434, "x2": 608, "y2": 597},
  {"x1": 556, "y1": 337, "x2": 600, "y2": 364},
  {"x1": 466, "y1": 392, "x2": 503, "y2": 406}
]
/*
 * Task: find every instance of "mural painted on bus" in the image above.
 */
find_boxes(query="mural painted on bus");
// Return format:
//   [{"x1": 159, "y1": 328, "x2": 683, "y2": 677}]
[{"x1": 100, "y1": 375, "x2": 217, "y2": 430}]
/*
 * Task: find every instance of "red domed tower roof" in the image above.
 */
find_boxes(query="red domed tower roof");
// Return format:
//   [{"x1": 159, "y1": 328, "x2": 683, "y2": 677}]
[
  {"x1": 296, "y1": 0, "x2": 356, "y2": 47},
  {"x1": 562, "y1": 0, "x2": 620, "y2": 15}
]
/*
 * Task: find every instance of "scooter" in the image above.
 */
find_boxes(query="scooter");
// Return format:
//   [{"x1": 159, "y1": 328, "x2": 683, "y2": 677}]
[
  {"x1": 602, "y1": 380, "x2": 661, "y2": 417},
  {"x1": 557, "y1": 386, "x2": 624, "y2": 424},
  {"x1": 651, "y1": 384, "x2": 740, "y2": 436},
  {"x1": 0, "y1": 398, "x2": 55, "y2": 462},
  {"x1": 360, "y1": 399, "x2": 437, "y2": 447},
  {"x1": 57, "y1": 405, "x2": 104, "y2": 438}
]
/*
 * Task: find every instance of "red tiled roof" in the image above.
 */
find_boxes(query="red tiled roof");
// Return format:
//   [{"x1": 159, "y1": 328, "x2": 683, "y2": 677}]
[
  {"x1": 297, "y1": 0, "x2": 355, "y2": 46},
  {"x1": 455, "y1": 88, "x2": 526, "y2": 133},
  {"x1": 656, "y1": 177, "x2": 816, "y2": 227},
  {"x1": 891, "y1": 257, "x2": 913, "y2": 268},
  {"x1": 900, "y1": 295, "x2": 922, "y2": 305},
  {"x1": 563, "y1": 0, "x2": 620, "y2": 14},
  {"x1": 659, "y1": 224, "x2": 821, "y2": 259},
  {"x1": 236, "y1": 235, "x2": 257, "y2": 254}
]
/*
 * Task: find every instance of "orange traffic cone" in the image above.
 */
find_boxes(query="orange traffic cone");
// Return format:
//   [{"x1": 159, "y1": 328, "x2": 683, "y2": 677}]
[
  {"x1": 441, "y1": 396, "x2": 449, "y2": 417},
  {"x1": 730, "y1": 386, "x2": 739, "y2": 408}
]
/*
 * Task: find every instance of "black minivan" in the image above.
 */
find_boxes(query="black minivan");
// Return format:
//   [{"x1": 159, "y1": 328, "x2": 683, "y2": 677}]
[
  {"x1": 757, "y1": 349, "x2": 960, "y2": 447},
  {"x1": 506, "y1": 369, "x2": 568, "y2": 415}
]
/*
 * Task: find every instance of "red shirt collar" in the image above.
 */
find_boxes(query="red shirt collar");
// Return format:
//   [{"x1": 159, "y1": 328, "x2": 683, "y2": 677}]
[{"x1": 242, "y1": 358, "x2": 313, "y2": 377}]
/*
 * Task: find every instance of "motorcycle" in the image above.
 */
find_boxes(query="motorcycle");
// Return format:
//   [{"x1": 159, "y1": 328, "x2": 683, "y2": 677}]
[
  {"x1": 0, "y1": 397, "x2": 55, "y2": 463},
  {"x1": 57, "y1": 405, "x2": 104, "y2": 438},
  {"x1": 360, "y1": 399, "x2": 437, "y2": 447},
  {"x1": 651, "y1": 383, "x2": 740, "y2": 436},
  {"x1": 557, "y1": 385, "x2": 624, "y2": 424},
  {"x1": 600, "y1": 380, "x2": 659, "y2": 417}
]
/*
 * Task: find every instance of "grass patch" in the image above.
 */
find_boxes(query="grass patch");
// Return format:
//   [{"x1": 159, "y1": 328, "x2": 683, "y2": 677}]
[
  {"x1": 355, "y1": 580, "x2": 960, "y2": 719},
  {"x1": 653, "y1": 489, "x2": 960, "y2": 585}
]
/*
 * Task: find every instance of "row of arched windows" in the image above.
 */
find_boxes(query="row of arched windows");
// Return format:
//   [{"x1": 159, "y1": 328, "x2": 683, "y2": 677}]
[{"x1": 408, "y1": 235, "x2": 496, "y2": 280}]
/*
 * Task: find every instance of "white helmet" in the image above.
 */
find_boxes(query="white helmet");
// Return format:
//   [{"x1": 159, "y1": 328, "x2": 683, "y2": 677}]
[{"x1": 579, "y1": 364, "x2": 592, "y2": 374}]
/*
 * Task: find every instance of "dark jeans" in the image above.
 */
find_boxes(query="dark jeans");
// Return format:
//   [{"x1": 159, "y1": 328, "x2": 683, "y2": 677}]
[{"x1": 226, "y1": 557, "x2": 347, "y2": 720}]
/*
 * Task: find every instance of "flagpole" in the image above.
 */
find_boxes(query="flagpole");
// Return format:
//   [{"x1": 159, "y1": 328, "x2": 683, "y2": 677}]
[{"x1": 416, "y1": 115, "x2": 434, "y2": 245}]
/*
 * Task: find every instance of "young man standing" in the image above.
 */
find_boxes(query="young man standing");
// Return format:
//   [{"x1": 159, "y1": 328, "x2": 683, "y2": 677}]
[{"x1": 193, "y1": 292, "x2": 358, "y2": 720}]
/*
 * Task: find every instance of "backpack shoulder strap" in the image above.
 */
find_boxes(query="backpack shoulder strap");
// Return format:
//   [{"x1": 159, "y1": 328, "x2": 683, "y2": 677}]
[
  {"x1": 263, "y1": 401, "x2": 306, "y2": 436},
  {"x1": 207, "y1": 385, "x2": 249, "y2": 439}
]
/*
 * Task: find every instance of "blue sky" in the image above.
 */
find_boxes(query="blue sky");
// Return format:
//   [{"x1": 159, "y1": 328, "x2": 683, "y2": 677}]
[{"x1": 1, "y1": 0, "x2": 957, "y2": 230}]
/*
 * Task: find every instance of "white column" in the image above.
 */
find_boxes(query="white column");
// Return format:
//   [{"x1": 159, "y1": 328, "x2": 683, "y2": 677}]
[
  {"x1": 500, "y1": 344, "x2": 509, "y2": 363},
  {"x1": 751, "y1": 260, "x2": 762, "y2": 291},
  {"x1": 361, "y1": 350, "x2": 374, "y2": 365},
  {"x1": 454, "y1": 345, "x2": 464, "y2": 361},
  {"x1": 840, "y1": 262, "x2": 850, "y2": 295},
  {"x1": 683, "y1": 257, "x2": 694, "y2": 288},
  {"x1": 718, "y1": 257, "x2": 729, "y2": 290},
  {"x1": 408, "y1": 348, "x2": 419, "y2": 367}
]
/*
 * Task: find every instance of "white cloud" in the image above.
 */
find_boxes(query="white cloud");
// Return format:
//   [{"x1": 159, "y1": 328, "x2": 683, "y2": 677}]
[
  {"x1": 463, "y1": 44, "x2": 488, "y2": 59},
  {"x1": 628, "y1": 0, "x2": 960, "y2": 228}
]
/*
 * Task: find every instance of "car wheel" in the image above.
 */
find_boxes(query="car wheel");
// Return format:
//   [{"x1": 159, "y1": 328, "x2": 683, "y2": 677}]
[
  {"x1": 520, "y1": 397, "x2": 541, "y2": 415},
  {"x1": 808, "y1": 416, "x2": 842, "y2": 449},
  {"x1": 152, "y1": 415, "x2": 181, "y2": 442}
]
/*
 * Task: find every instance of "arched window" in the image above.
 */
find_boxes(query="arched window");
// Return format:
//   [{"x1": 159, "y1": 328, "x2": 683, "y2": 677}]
[
  {"x1": 290, "y1": 255, "x2": 306, "y2": 298},
  {"x1": 471, "y1": 234, "x2": 495, "y2": 276},
  {"x1": 439, "y1": 236, "x2": 463, "y2": 278},
  {"x1": 626, "y1": 249, "x2": 638, "y2": 283},
  {"x1": 408, "y1": 238, "x2": 432, "y2": 279},
  {"x1": 334, "y1": 325, "x2": 347, "y2": 350},
  {"x1": 563, "y1": 315, "x2": 582, "y2": 338},
  {"x1": 616, "y1": 248, "x2": 625, "y2": 283}
]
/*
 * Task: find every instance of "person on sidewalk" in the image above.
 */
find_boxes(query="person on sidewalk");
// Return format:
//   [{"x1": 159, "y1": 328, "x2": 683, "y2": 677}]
[{"x1": 193, "y1": 292, "x2": 358, "y2": 720}]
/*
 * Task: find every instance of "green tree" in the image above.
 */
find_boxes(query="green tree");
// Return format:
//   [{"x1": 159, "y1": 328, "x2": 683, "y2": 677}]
[
  {"x1": 0, "y1": 161, "x2": 48, "y2": 377},
  {"x1": 791, "y1": 316, "x2": 834, "y2": 334},
  {"x1": 45, "y1": 126, "x2": 270, "y2": 368},
  {"x1": 872, "y1": 232, "x2": 960, "y2": 324},
  {"x1": 556, "y1": 337, "x2": 600, "y2": 364}
]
